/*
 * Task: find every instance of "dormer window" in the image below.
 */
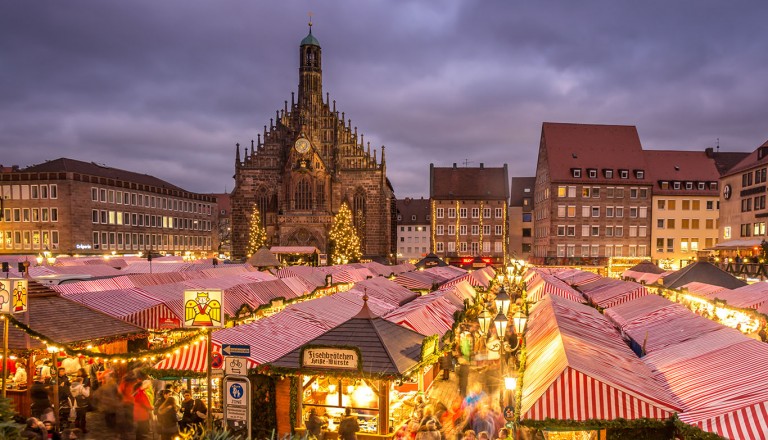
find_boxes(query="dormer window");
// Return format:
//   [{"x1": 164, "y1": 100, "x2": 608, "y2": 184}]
[
  {"x1": 660, "y1": 181, "x2": 669, "y2": 190},
  {"x1": 603, "y1": 169, "x2": 614, "y2": 178},
  {"x1": 673, "y1": 182, "x2": 681, "y2": 190},
  {"x1": 685, "y1": 182, "x2": 693, "y2": 190},
  {"x1": 619, "y1": 169, "x2": 629, "y2": 179},
  {"x1": 710, "y1": 182, "x2": 718, "y2": 190},
  {"x1": 411, "y1": 215, "x2": 417, "y2": 221},
  {"x1": 397, "y1": 215, "x2": 402, "y2": 221},
  {"x1": 587, "y1": 168, "x2": 597, "y2": 178},
  {"x1": 698, "y1": 182, "x2": 705, "y2": 190},
  {"x1": 634, "y1": 170, "x2": 645, "y2": 179},
  {"x1": 572, "y1": 168, "x2": 582, "y2": 178}
]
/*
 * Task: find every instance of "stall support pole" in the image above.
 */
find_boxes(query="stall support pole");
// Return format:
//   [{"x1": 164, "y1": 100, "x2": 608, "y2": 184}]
[
  {"x1": 206, "y1": 329, "x2": 212, "y2": 432},
  {"x1": 52, "y1": 350, "x2": 59, "y2": 432},
  {"x1": 1, "y1": 316, "x2": 7, "y2": 398},
  {"x1": 378, "y1": 380, "x2": 389, "y2": 435}
]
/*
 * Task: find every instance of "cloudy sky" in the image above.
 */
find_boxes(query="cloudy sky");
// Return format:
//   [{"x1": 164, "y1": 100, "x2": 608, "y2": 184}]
[{"x1": 2, "y1": 1, "x2": 767, "y2": 197}]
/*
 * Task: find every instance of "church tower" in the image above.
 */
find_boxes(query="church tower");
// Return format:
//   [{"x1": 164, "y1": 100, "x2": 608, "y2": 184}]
[{"x1": 230, "y1": 25, "x2": 395, "y2": 263}]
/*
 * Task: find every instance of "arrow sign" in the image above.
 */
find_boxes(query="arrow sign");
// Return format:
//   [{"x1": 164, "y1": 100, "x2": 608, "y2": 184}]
[{"x1": 222, "y1": 344, "x2": 251, "y2": 357}]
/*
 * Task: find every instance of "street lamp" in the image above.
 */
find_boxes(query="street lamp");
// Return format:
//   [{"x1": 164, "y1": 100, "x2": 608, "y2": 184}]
[
  {"x1": 495, "y1": 287, "x2": 511, "y2": 316},
  {"x1": 477, "y1": 309, "x2": 493, "y2": 335}
]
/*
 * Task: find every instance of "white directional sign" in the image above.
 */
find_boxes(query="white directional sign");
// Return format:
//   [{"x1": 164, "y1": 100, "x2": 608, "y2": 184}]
[{"x1": 225, "y1": 357, "x2": 247, "y2": 376}]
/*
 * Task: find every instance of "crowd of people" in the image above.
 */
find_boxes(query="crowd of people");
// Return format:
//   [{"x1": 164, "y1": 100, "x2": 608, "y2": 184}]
[
  {"x1": 22, "y1": 359, "x2": 208, "y2": 440},
  {"x1": 392, "y1": 384, "x2": 512, "y2": 440}
]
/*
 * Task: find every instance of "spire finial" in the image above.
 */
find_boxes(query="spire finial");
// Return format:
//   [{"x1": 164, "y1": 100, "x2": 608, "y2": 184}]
[
  {"x1": 363, "y1": 288, "x2": 368, "y2": 303},
  {"x1": 308, "y1": 11, "x2": 313, "y2": 32}
]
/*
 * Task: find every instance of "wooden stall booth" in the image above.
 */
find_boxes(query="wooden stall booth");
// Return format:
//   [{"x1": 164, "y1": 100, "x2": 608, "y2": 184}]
[
  {"x1": 266, "y1": 297, "x2": 441, "y2": 439},
  {"x1": 1, "y1": 281, "x2": 146, "y2": 417}
]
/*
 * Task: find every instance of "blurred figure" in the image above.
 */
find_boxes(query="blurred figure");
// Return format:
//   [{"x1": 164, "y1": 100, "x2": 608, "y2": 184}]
[
  {"x1": 133, "y1": 378, "x2": 154, "y2": 440},
  {"x1": 338, "y1": 407, "x2": 360, "y2": 440},
  {"x1": 20, "y1": 417, "x2": 47, "y2": 440},
  {"x1": 70, "y1": 376, "x2": 90, "y2": 433},
  {"x1": 155, "y1": 389, "x2": 180, "y2": 440}
]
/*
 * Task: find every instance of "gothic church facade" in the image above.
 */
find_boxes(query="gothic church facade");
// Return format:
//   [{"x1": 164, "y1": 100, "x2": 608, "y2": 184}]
[{"x1": 231, "y1": 27, "x2": 395, "y2": 261}]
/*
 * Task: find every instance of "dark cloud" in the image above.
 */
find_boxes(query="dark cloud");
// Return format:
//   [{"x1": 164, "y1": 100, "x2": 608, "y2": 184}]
[{"x1": 1, "y1": 1, "x2": 767, "y2": 198}]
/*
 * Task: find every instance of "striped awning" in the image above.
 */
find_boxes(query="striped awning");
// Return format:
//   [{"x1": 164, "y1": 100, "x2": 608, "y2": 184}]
[
  {"x1": 681, "y1": 281, "x2": 730, "y2": 299},
  {"x1": 578, "y1": 278, "x2": 650, "y2": 308},
  {"x1": 153, "y1": 341, "x2": 257, "y2": 372},
  {"x1": 526, "y1": 274, "x2": 585, "y2": 304},
  {"x1": 521, "y1": 295, "x2": 682, "y2": 422}
]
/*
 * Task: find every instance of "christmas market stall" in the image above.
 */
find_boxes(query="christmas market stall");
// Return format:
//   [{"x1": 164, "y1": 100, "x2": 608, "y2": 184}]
[
  {"x1": 575, "y1": 277, "x2": 650, "y2": 309},
  {"x1": 518, "y1": 295, "x2": 683, "y2": 438},
  {"x1": 525, "y1": 273, "x2": 585, "y2": 304},
  {"x1": 266, "y1": 296, "x2": 441, "y2": 439},
  {"x1": 0, "y1": 280, "x2": 146, "y2": 417},
  {"x1": 605, "y1": 294, "x2": 768, "y2": 438}
]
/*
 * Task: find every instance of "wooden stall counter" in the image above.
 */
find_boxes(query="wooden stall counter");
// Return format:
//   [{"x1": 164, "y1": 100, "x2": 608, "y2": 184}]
[
  {"x1": 7, "y1": 388, "x2": 30, "y2": 418},
  {"x1": 294, "y1": 428, "x2": 394, "y2": 440}
]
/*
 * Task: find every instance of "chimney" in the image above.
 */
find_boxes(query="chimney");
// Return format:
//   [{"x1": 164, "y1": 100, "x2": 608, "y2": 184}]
[
  {"x1": 480, "y1": 163, "x2": 484, "y2": 169},
  {"x1": 453, "y1": 163, "x2": 457, "y2": 168},
  {"x1": 705, "y1": 147, "x2": 714, "y2": 157}
]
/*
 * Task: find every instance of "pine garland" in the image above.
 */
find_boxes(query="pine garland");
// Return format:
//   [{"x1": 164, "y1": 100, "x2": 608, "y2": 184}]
[{"x1": 6, "y1": 314, "x2": 205, "y2": 362}]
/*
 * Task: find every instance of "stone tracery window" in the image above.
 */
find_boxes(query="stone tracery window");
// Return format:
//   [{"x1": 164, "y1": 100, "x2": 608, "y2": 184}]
[{"x1": 295, "y1": 178, "x2": 313, "y2": 210}]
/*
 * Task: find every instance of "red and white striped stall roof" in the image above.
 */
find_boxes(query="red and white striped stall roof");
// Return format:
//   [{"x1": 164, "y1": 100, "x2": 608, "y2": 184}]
[
  {"x1": 621, "y1": 270, "x2": 671, "y2": 285},
  {"x1": 62, "y1": 287, "x2": 182, "y2": 329},
  {"x1": 526, "y1": 274, "x2": 585, "y2": 304},
  {"x1": 153, "y1": 340, "x2": 258, "y2": 372},
  {"x1": 394, "y1": 271, "x2": 441, "y2": 290},
  {"x1": 438, "y1": 280, "x2": 477, "y2": 304},
  {"x1": 578, "y1": 278, "x2": 650, "y2": 308},
  {"x1": 712, "y1": 282, "x2": 768, "y2": 309},
  {"x1": 352, "y1": 277, "x2": 418, "y2": 306},
  {"x1": 384, "y1": 290, "x2": 462, "y2": 336},
  {"x1": 552, "y1": 269, "x2": 602, "y2": 286},
  {"x1": 521, "y1": 295, "x2": 682, "y2": 422},
  {"x1": 681, "y1": 281, "x2": 730, "y2": 299},
  {"x1": 440, "y1": 273, "x2": 481, "y2": 289},
  {"x1": 274, "y1": 266, "x2": 328, "y2": 288}
]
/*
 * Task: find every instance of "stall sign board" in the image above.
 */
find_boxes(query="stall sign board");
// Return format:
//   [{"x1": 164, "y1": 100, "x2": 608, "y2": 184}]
[
  {"x1": 222, "y1": 344, "x2": 251, "y2": 357},
  {"x1": 225, "y1": 356, "x2": 247, "y2": 376},
  {"x1": 302, "y1": 347, "x2": 359, "y2": 370},
  {"x1": 157, "y1": 317, "x2": 180, "y2": 329},
  {"x1": 0, "y1": 278, "x2": 27, "y2": 314},
  {"x1": 183, "y1": 289, "x2": 224, "y2": 328}
]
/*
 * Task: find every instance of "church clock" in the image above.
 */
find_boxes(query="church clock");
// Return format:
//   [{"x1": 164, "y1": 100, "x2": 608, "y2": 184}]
[{"x1": 295, "y1": 138, "x2": 311, "y2": 154}]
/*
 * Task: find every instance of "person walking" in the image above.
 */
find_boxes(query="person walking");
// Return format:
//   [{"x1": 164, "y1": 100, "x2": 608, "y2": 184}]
[
  {"x1": 179, "y1": 389, "x2": 207, "y2": 435},
  {"x1": 155, "y1": 389, "x2": 180, "y2": 440},
  {"x1": 305, "y1": 408, "x2": 327, "y2": 440},
  {"x1": 133, "y1": 379, "x2": 153, "y2": 440},
  {"x1": 70, "y1": 376, "x2": 90, "y2": 433},
  {"x1": 30, "y1": 377, "x2": 52, "y2": 420},
  {"x1": 338, "y1": 407, "x2": 360, "y2": 440}
]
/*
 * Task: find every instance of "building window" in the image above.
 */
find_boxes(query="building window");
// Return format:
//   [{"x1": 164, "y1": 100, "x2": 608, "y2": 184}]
[
  {"x1": 582, "y1": 206, "x2": 590, "y2": 217},
  {"x1": 588, "y1": 169, "x2": 597, "y2": 178},
  {"x1": 460, "y1": 225, "x2": 467, "y2": 235},
  {"x1": 522, "y1": 213, "x2": 532, "y2": 222},
  {"x1": 557, "y1": 205, "x2": 566, "y2": 218},
  {"x1": 557, "y1": 225, "x2": 566, "y2": 236},
  {"x1": 558, "y1": 186, "x2": 567, "y2": 197},
  {"x1": 629, "y1": 226, "x2": 637, "y2": 237},
  {"x1": 448, "y1": 225, "x2": 455, "y2": 235},
  {"x1": 630, "y1": 188, "x2": 638, "y2": 198},
  {"x1": 582, "y1": 187, "x2": 591, "y2": 198},
  {"x1": 629, "y1": 207, "x2": 638, "y2": 218},
  {"x1": 619, "y1": 170, "x2": 629, "y2": 179},
  {"x1": 567, "y1": 225, "x2": 575, "y2": 236},
  {"x1": 436, "y1": 208, "x2": 444, "y2": 218},
  {"x1": 471, "y1": 225, "x2": 479, "y2": 235},
  {"x1": 606, "y1": 207, "x2": 614, "y2": 218},
  {"x1": 724, "y1": 226, "x2": 731, "y2": 239},
  {"x1": 615, "y1": 188, "x2": 624, "y2": 198},
  {"x1": 557, "y1": 245, "x2": 566, "y2": 257},
  {"x1": 615, "y1": 226, "x2": 624, "y2": 237},
  {"x1": 483, "y1": 225, "x2": 491, "y2": 235},
  {"x1": 591, "y1": 207, "x2": 600, "y2": 217},
  {"x1": 572, "y1": 169, "x2": 582, "y2": 178},
  {"x1": 615, "y1": 207, "x2": 624, "y2": 218},
  {"x1": 634, "y1": 170, "x2": 645, "y2": 179},
  {"x1": 603, "y1": 169, "x2": 613, "y2": 178},
  {"x1": 591, "y1": 226, "x2": 599, "y2": 236},
  {"x1": 471, "y1": 208, "x2": 479, "y2": 218},
  {"x1": 495, "y1": 225, "x2": 502, "y2": 235},
  {"x1": 436, "y1": 225, "x2": 444, "y2": 235},
  {"x1": 495, "y1": 208, "x2": 503, "y2": 218},
  {"x1": 567, "y1": 206, "x2": 576, "y2": 217},
  {"x1": 566, "y1": 244, "x2": 575, "y2": 257},
  {"x1": 592, "y1": 187, "x2": 600, "y2": 198},
  {"x1": 459, "y1": 208, "x2": 467, "y2": 218},
  {"x1": 448, "y1": 208, "x2": 456, "y2": 218},
  {"x1": 581, "y1": 225, "x2": 589, "y2": 237},
  {"x1": 483, "y1": 208, "x2": 491, "y2": 218},
  {"x1": 605, "y1": 226, "x2": 614, "y2": 237},
  {"x1": 639, "y1": 226, "x2": 647, "y2": 237},
  {"x1": 436, "y1": 242, "x2": 444, "y2": 252}
]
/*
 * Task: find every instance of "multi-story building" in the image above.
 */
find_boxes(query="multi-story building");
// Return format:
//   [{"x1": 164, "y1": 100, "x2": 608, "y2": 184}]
[
  {"x1": 509, "y1": 177, "x2": 535, "y2": 261},
  {"x1": 395, "y1": 197, "x2": 431, "y2": 262},
  {"x1": 533, "y1": 123, "x2": 652, "y2": 265},
  {"x1": 231, "y1": 26, "x2": 395, "y2": 260},
  {"x1": 718, "y1": 140, "x2": 768, "y2": 258},
  {"x1": 0, "y1": 158, "x2": 218, "y2": 256},
  {"x1": 429, "y1": 163, "x2": 509, "y2": 267},
  {"x1": 212, "y1": 192, "x2": 231, "y2": 258},
  {"x1": 646, "y1": 150, "x2": 721, "y2": 270}
]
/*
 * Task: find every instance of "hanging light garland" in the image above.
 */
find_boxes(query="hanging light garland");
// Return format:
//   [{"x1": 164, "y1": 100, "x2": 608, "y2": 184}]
[{"x1": 6, "y1": 314, "x2": 206, "y2": 363}]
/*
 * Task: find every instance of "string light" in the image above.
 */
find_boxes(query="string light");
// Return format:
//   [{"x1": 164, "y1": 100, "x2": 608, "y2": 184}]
[
  {"x1": 329, "y1": 202, "x2": 362, "y2": 264},
  {"x1": 246, "y1": 205, "x2": 268, "y2": 256}
]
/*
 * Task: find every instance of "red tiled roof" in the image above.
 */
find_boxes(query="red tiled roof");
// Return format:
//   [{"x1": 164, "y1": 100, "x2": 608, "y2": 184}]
[
  {"x1": 540, "y1": 122, "x2": 648, "y2": 184},
  {"x1": 720, "y1": 140, "x2": 768, "y2": 177},
  {"x1": 396, "y1": 197, "x2": 430, "y2": 225},
  {"x1": 644, "y1": 150, "x2": 720, "y2": 195},
  {"x1": 430, "y1": 164, "x2": 508, "y2": 200}
]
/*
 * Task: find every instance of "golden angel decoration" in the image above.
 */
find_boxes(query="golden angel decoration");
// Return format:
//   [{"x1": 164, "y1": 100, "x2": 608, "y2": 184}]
[
  {"x1": 183, "y1": 290, "x2": 224, "y2": 328},
  {"x1": 12, "y1": 279, "x2": 27, "y2": 313}
]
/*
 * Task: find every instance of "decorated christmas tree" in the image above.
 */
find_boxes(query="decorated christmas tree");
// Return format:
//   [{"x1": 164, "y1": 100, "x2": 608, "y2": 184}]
[
  {"x1": 247, "y1": 205, "x2": 268, "y2": 257},
  {"x1": 329, "y1": 202, "x2": 362, "y2": 264}
]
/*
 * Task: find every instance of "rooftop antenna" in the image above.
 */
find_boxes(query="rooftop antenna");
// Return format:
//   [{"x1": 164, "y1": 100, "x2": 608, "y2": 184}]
[
  {"x1": 716, "y1": 137, "x2": 720, "y2": 152},
  {"x1": 463, "y1": 158, "x2": 473, "y2": 167}
]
